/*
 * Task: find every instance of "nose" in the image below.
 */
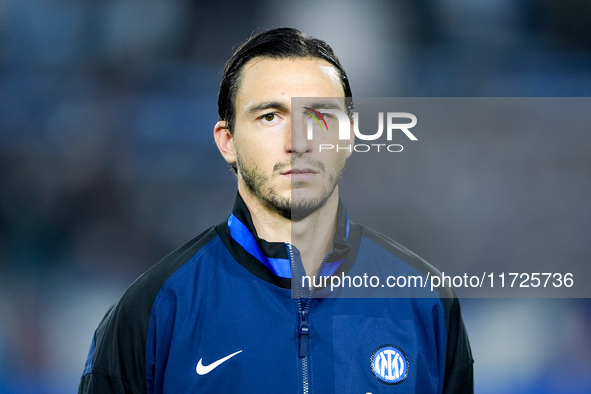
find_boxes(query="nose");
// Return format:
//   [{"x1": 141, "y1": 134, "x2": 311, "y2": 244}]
[{"x1": 287, "y1": 116, "x2": 313, "y2": 156}]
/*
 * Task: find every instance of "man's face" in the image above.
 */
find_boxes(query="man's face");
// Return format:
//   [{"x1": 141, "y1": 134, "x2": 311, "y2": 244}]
[{"x1": 230, "y1": 57, "x2": 351, "y2": 221}]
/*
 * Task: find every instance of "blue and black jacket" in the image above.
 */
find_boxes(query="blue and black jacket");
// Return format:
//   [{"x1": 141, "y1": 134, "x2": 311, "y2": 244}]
[{"x1": 79, "y1": 194, "x2": 473, "y2": 393}]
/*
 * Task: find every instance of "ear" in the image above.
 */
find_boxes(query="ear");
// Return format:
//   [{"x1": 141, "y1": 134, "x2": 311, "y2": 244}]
[{"x1": 213, "y1": 121, "x2": 237, "y2": 165}]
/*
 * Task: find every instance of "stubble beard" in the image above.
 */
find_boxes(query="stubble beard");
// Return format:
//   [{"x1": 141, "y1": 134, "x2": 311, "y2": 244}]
[{"x1": 236, "y1": 154, "x2": 345, "y2": 221}]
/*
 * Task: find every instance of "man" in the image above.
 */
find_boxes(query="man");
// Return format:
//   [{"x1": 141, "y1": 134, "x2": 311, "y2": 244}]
[{"x1": 79, "y1": 28, "x2": 473, "y2": 393}]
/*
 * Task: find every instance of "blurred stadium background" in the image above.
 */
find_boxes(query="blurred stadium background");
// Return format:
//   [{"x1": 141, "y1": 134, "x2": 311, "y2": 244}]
[{"x1": 1, "y1": 0, "x2": 591, "y2": 392}]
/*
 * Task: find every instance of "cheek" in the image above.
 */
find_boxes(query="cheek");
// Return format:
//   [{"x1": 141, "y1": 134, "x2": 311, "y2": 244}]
[
  {"x1": 236, "y1": 140, "x2": 276, "y2": 168},
  {"x1": 318, "y1": 149, "x2": 347, "y2": 169},
  {"x1": 335, "y1": 150, "x2": 348, "y2": 166}
]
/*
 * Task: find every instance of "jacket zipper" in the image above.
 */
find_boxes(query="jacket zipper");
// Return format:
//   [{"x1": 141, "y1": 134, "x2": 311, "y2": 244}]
[
  {"x1": 289, "y1": 244, "x2": 309, "y2": 394},
  {"x1": 299, "y1": 308, "x2": 309, "y2": 394},
  {"x1": 290, "y1": 244, "x2": 336, "y2": 394}
]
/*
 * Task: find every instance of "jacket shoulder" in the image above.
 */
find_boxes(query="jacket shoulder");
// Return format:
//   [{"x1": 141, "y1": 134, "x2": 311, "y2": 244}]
[
  {"x1": 79, "y1": 226, "x2": 220, "y2": 393},
  {"x1": 357, "y1": 224, "x2": 456, "y2": 295},
  {"x1": 357, "y1": 224, "x2": 474, "y2": 392}
]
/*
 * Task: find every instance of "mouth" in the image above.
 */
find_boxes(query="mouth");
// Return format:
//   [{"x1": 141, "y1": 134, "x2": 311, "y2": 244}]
[
  {"x1": 281, "y1": 168, "x2": 318, "y2": 176},
  {"x1": 281, "y1": 167, "x2": 319, "y2": 181}
]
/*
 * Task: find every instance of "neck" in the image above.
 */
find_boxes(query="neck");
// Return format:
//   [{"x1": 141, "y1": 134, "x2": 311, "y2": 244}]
[{"x1": 238, "y1": 184, "x2": 339, "y2": 277}]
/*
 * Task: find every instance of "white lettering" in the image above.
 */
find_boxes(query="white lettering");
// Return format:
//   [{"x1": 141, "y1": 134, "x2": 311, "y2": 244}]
[
  {"x1": 387, "y1": 112, "x2": 417, "y2": 140},
  {"x1": 387, "y1": 144, "x2": 403, "y2": 152},
  {"x1": 353, "y1": 144, "x2": 370, "y2": 152},
  {"x1": 353, "y1": 112, "x2": 383, "y2": 140}
]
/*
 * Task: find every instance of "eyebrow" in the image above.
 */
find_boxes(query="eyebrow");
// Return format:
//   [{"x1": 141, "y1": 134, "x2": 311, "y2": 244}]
[
  {"x1": 245, "y1": 100, "x2": 345, "y2": 114},
  {"x1": 302, "y1": 101, "x2": 345, "y2": 112},
  {"x1": 246, "y1": 101, "x2": 289, "y2": 114}
]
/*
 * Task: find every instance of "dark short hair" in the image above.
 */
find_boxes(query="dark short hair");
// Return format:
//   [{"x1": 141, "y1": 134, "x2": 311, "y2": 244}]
[{"x1": 218, "y1": 27, "x2": 353, "y2": 134}]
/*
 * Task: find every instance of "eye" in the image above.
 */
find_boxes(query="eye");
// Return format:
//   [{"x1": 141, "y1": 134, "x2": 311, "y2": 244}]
[
  {"x1": 257, "y1": 111, "x2": 283, "y2": 126},
  {"x1": 263, "y1": 113, "x2": 276, "y2": 122}
]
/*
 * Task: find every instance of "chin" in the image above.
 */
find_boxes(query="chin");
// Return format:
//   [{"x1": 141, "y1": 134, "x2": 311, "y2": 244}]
[{"x1": 290, "y1": 188, "x2": 323, "y2": 204}]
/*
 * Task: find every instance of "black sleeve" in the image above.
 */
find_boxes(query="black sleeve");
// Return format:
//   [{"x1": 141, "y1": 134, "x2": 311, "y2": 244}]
[
  {"x1": 79, "y1": 373, "x2": 136, "y2": 394},
  {"x1": 78, "y1": 298, "x2": 149, "y2": 394},
  {"x1": 78, "y1": 227, "x2": 219, "y2": 394},
  {"x1": 442, "y1": 295, "x2": 474, "y2": 394}
]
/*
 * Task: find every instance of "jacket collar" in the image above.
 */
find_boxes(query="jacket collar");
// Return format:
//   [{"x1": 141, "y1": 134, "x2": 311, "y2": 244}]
[{"x1": 223, "y1": 192, "x2": 350, "y2": 281}]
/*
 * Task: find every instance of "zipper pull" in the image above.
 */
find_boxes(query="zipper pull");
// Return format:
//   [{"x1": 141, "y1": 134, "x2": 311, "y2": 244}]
[{"x1": 298, "y1": 309, "x2": 309, "y2": 358}]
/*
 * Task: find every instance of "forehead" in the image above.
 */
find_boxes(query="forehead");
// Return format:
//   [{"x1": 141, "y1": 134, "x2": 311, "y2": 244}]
[{"x1": 235, "y1": 57, "x2": 345, "y2": 111}]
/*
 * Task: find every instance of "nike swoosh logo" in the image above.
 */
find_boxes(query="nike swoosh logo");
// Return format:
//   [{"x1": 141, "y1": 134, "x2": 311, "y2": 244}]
[{"x1": 196, "y1": 350, "x2": 243, "y2": 375}]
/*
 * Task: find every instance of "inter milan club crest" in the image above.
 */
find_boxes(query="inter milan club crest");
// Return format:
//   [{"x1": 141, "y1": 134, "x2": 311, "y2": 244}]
[{"x1": 370, "y1": 345, "x2": 409, "y2": 385}]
